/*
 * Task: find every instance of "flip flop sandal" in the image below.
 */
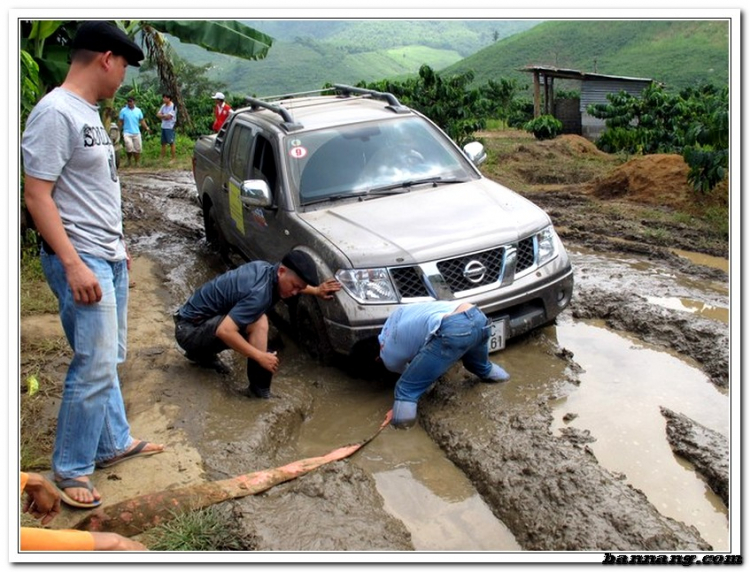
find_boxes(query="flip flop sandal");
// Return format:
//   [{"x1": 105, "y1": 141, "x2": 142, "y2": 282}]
[
  {"x1": 96, "y1": 440, "x2": 163, "y2": 469},
  {"x1": 56, "y1": 478, "x2": 102, "y2": 509}
]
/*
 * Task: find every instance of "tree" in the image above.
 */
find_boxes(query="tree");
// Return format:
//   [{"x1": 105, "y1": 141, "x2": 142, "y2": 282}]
[
  {"x1": 362, "y1": 65, "x2": 487, "y2": 147},
  {"x1": 20, "y1": 19, "x2": 274, "y2": 131}
]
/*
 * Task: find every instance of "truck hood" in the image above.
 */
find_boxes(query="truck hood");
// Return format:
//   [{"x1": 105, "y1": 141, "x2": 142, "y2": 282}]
[{"x1": 299, "y1": 178, "x2": 552, "y2": 268}]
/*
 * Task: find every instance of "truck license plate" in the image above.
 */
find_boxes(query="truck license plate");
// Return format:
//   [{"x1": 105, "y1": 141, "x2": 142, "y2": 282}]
[{"x1": 488, "y1": 319, "x2": 508, "y2": 353}]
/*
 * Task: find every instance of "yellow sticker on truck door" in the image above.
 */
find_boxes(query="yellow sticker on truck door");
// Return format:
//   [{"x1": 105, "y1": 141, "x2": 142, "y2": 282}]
[{"x1": 228, "y1": 181, "x2": 245, "y2": 235}]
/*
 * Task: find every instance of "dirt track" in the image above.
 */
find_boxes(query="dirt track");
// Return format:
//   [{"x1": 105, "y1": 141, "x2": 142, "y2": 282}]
[{"x1": 20, "y1": 143, "x2": 731, "y2": 555}]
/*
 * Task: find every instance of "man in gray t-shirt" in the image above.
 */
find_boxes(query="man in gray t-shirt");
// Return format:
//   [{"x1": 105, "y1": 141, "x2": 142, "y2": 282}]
[{"x1": 21, "y1": 21, "x2": 164, "y2": 510}]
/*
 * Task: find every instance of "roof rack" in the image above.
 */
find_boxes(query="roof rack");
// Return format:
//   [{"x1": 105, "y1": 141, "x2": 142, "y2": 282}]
[
  {"x1": 244, "y1": 97, "x2": 304, "y2": 132},
  {"x1": 332, "y1": 84, "x2": 410, "y2": 114},
  {"x1": 257, "y1": 87, "x2": 338, "y2": 102}
]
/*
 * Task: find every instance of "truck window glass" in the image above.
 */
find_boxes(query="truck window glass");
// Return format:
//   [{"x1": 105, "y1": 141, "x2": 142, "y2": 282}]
[
  {"x1": 252, "y1": 135, "x2": 278, "y2": 193},
  {"x1": 228, "y1": 125, "x2": 254, "y2": 181}
]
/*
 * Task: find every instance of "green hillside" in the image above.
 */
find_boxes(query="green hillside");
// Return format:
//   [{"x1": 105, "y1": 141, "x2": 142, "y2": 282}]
[
  {"x1": 163, "y1": 19, "x2": 728, "y2": 99},
  {"x1": 442, "y1": 20, "x2": 729, "y2": 91},
  {"x1": 165, "y1": 20, "x2": 540, "y2": 97},
  {"x1": 239, "y1": 19, "x2": 540, "y2": 57}
]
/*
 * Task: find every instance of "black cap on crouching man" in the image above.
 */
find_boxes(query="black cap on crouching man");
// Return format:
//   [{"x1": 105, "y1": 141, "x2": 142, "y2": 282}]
[
  {"x1": 281, "y1": 251, "x2": 319, "y2": 287},
  {"x1": 72, "y1": 21, "x2": 145, "y2": 67}
]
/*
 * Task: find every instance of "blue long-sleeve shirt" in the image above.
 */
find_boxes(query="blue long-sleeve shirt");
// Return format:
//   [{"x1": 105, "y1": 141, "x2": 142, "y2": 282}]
[{"x1": 378, "y1": 301, "x2": 461, "y2": 373}]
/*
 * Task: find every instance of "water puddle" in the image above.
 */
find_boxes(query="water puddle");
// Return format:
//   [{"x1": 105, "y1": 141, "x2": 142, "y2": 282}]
[
  {"x1": 293, "y1": 365, "x2": 521, "y2": 551},
  {"x1": 671, "y1": 248, "x2": 728, "y2": 273},
  {"x1": 644, "y1": 295, "x2": 729, "y2": 323},
  {"x1": 550, "y1": 319, "x2": 729, "y2": 550}
]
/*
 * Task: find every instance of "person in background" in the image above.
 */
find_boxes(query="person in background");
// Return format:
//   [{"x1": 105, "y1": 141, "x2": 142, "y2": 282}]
[
  {"x1": 21, "y1": 20, "x2": 165, "y2": 510},
  {"x1": 118, "y1": 96, "x2": 150, "y2": 167},
  {"x1": 378, "y1": 301, "x2": 511, "y2": 429},
  {"x1": 20, "y1": 472, "x2": 147, "y2": 551},
  {"x1": 211, "y1": 92, "x2": 232, "y2": 132},
  {"x1": 174, "y1": 250, "x2": 340, "y2": 398},
  {"x1": 157, "y1": 93, "x2": 176, "y2": 161}
]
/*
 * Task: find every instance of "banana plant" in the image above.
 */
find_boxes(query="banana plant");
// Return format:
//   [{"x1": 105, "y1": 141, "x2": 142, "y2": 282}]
[
  {"x1": 123, "y1": 20, "x2": 274, "y2": 130},
  {"x1": 20, "y1": 19, "x2": 274, "y2": 130}
]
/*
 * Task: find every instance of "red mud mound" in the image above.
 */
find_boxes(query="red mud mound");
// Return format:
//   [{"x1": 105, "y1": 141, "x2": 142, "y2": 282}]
[
  {"x1": 539, "y1": 134, "x2": 611, "y2": 158},
  {"x1": 588, "y1": 153, "x2": 733, "y2": 215},
  {"x1": 591, "y1": 154, "x2": 691, "y2": 207}
]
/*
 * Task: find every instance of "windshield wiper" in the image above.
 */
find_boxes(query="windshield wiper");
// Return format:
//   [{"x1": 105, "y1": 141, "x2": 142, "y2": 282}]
[
  {"x1": 363, "y1": 177, "x2": 466, "y2": 199},
  {"x1": 301, "y1": 192, "x2": 369, "y2": 206}
]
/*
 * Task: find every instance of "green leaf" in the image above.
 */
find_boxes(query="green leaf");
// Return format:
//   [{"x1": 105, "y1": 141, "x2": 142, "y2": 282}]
[
  {"x1": 147, "y1": 20, "x2": 273, "y2": 61},
  {"x1": 29, "y1": 21, "x2": 63, "y2": 42}
]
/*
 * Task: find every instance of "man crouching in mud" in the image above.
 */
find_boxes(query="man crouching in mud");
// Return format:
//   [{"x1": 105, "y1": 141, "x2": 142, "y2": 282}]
[
  {"x1": 173, "y1": 250, "x2": 340, "y2": 398},
  {"x1": 379, "y1": 301, "x2": 511, "y2": 429}
]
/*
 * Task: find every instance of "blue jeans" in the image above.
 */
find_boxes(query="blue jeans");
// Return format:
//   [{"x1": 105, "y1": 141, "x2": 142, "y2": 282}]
[
  {"x1": 394, "y1": 306, "x2": 493, "y2": 403},
  {"x1": 41, "y1": 251, "x2": 133, "y2": 479}
]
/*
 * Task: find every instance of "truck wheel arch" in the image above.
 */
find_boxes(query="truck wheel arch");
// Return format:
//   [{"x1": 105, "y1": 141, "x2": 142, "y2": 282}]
[
  {"x1": 295, "y1": 295, "x2": 336, "y2": 365},
  {"x1": 203, "y1": 200, "x2": 230, "y2": 260}
]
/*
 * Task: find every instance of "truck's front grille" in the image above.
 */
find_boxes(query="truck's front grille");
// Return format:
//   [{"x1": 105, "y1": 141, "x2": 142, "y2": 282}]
[
  {"x1": 436, "y1": 247, "x2": 505, "y2": 293},
  {"x1": 389, "y1": 234, "x2": 543, "y2": 300},
  {"x1": 391, "y1": 266, "x2": 431, "y2": 298},
  {"x1": 516, "y1": 236, "x2": 535, "y2": 272}
]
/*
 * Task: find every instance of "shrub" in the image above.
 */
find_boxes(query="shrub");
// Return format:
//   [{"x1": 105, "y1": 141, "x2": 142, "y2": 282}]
[{"x1": 523, "y1": 115, "x2": 563, "y2": 140}]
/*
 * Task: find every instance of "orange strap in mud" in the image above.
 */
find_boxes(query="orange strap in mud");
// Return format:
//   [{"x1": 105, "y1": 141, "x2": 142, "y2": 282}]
[{"x1": 75, "y1": 410, "x2": 393, "y2": 537}]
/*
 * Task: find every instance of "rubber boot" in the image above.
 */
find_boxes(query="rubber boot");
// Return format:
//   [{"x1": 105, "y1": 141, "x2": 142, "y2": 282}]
[{"x1": 247, "y1": 358, "x2": 273, "y2": 399}]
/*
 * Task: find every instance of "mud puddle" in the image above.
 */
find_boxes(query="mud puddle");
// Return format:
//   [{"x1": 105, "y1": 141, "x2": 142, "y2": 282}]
[
  {"x1": 122, "y1": 171, "x2": 730, "y2": 551},
  {"x1": 290, "y1": 360, "x2": 522, "y2": 550},
  {"x1": 549, "y1": 317, "x2": 729, "y2": 550}
]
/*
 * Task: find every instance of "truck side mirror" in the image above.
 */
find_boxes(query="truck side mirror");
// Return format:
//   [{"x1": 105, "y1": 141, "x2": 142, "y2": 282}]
[
  {"x1": 463, "y1": 141, "x2": 487, "y2": 167},
  {"x1": 240, "y1": 180, "x2": 273, "y2": 207}
]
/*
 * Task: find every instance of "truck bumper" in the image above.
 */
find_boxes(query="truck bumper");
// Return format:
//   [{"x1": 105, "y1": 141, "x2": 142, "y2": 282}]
[{"x1": 325, "y1": 264, "x2": 575, "y2": 356}]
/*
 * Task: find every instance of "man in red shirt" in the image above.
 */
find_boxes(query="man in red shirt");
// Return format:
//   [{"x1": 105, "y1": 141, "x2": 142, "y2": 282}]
[{"x1": 211, "y1": 92, "x2": 232, "y2": 132}]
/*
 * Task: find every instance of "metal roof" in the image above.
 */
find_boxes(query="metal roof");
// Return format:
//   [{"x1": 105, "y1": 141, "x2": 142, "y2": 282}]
[{"x1": 519, "y1": 65, "x2": 654, "y2": 84}]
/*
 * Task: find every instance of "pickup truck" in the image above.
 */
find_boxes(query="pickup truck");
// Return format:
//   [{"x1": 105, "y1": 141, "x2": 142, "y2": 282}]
[{"x1": 192, "y1": 85, "x2": 574, "y2": 363}]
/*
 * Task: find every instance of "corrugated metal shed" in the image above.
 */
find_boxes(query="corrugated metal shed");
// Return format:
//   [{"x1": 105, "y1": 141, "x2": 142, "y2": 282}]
[{"x1": 519, "y1": 65, "x2": 654, "y2": 140}]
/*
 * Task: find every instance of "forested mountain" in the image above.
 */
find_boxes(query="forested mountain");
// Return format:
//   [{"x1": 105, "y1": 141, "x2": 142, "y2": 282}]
[
  {"x1": 164, "y1": 18, "x2": 728, "y2": 99},
  {"x1": 165, "y1": 19, "x2": 540, "y2": 97}
]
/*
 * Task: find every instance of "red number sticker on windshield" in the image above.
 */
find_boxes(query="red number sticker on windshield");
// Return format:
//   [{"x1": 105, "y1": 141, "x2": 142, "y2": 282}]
[{"x1": 289, "y1": 146, "x2": 307, "y2": 159}]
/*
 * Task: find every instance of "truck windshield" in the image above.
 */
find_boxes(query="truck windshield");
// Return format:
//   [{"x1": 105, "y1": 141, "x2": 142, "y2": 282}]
[{"x1": 285, "y1": 117, "x2": 478, "y2": 206}]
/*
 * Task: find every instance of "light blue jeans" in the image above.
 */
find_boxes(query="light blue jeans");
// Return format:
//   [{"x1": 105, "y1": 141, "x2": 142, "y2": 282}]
[
  {"x1": 41, "y1": 251, "x2": 133, "y2": 479},
  {"x1": 394, "y1": 306, "x2": 493, "y2": 403}
]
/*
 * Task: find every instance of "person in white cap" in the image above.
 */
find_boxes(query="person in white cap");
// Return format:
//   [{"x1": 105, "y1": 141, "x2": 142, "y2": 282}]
[{"x1": 211, "y1": 91, "x2": 232, "y2": 132}]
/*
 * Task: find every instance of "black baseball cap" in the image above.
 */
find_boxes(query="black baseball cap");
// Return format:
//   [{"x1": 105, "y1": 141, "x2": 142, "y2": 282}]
[
  {"x1": 71, "y1": 21, "x2": 145, "y2": 67},
  {"x1": 281, "y1": 251, "x2": 319, "y2": 287}
]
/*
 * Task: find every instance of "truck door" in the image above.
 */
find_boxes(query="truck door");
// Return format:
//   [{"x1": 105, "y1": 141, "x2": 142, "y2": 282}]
[
  {"x1": 223, "y1": 123, "x2": 290, "y2": 262},
  {"x1": 223, "y1": 122, "x2": 255, "y2": 248},
  {"x1": 241, "y1": 132, "x2": 290, "y2": 262}
]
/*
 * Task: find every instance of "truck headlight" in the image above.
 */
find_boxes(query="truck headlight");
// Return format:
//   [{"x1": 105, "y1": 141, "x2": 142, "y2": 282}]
[
  {"x1": 336, "y1": 268, "x2": 398, "y2": 303},
  {"x1": 537, "y1": 226, "x2": 559, "y2": 265}
]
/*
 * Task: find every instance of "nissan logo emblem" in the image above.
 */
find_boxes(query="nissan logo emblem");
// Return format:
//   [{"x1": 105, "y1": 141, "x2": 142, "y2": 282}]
[{"x1": 463, "y1": 260, "x2": 487, "y2": 284}]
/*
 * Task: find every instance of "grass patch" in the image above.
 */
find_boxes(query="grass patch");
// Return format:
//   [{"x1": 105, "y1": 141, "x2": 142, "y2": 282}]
[
  {"x1": 20, "y1": 235, "x2": 57, "y2": 316},
  {"x1": 141, "y1": 505, "x2": 253, "y2": 551},
  {"x1": 19, "y1": 336, "x2": 68, "y2": 472},
  {"x1": 116, "y1": 132, "x2": 194, "y2": 171},
  {"x1": 702, "y1": 206, "x2": 730, "y2": 238},
  {"x1": 480, "y1": 130, "x2": 618, "y2": 191}
]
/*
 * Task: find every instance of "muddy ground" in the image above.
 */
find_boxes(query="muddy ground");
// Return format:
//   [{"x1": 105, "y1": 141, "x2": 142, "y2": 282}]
[{"x1": 19, "y1": 135, "x2": 732, "y2": 557}]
